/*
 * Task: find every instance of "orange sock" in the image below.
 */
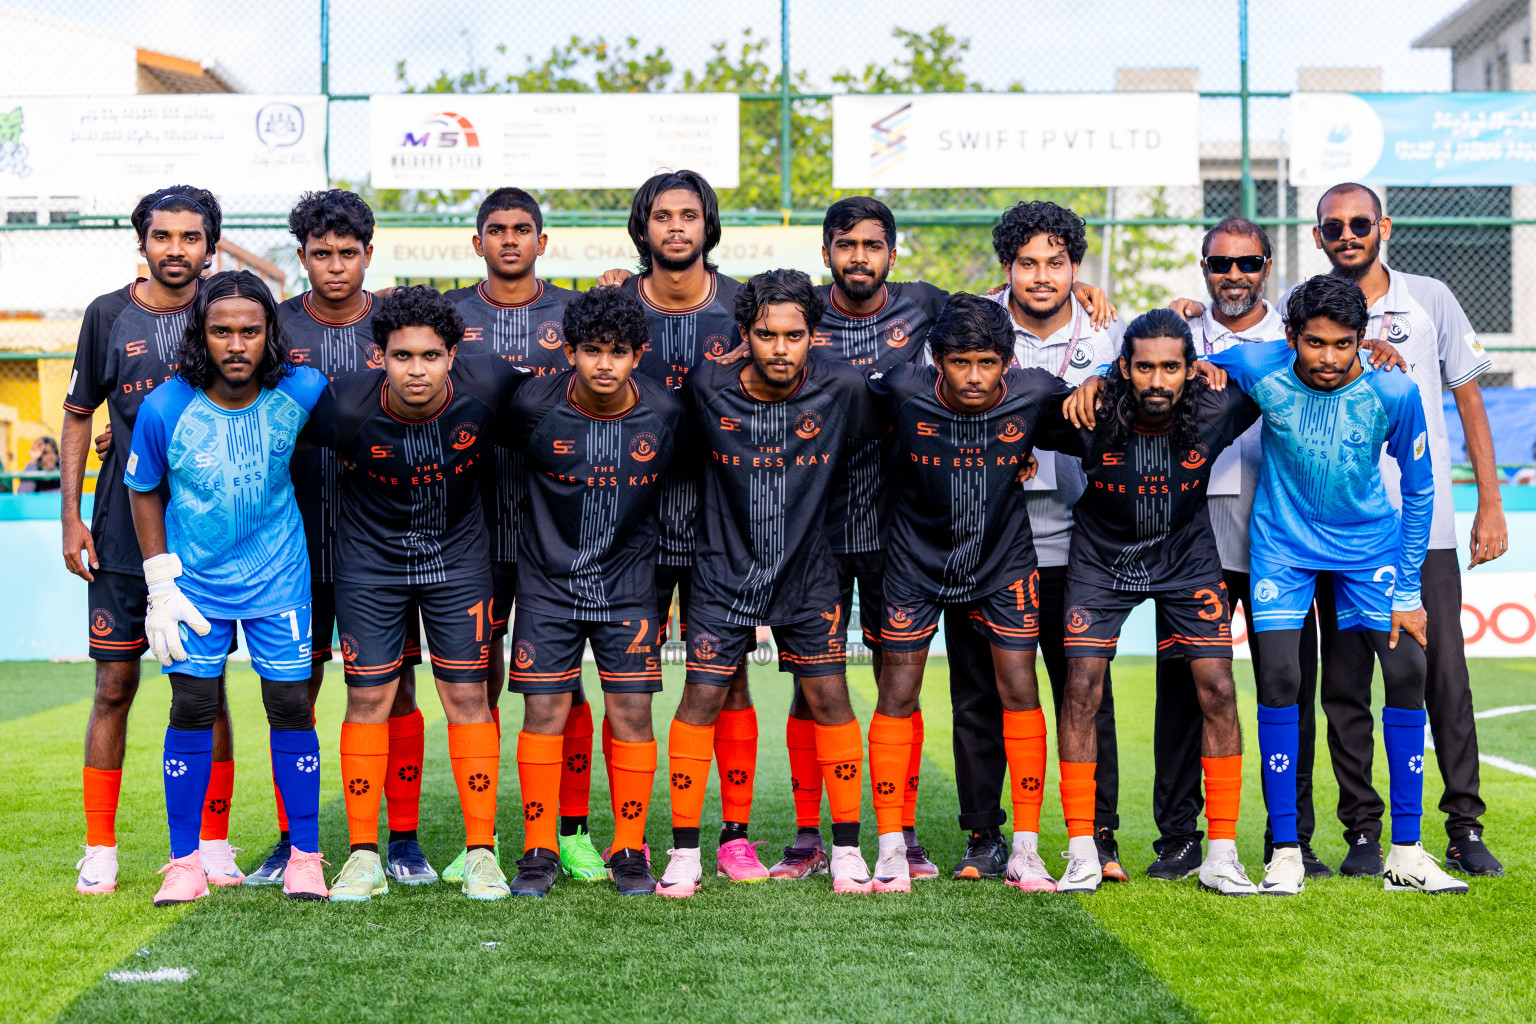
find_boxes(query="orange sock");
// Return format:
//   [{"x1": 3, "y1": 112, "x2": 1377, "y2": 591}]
[
  {"x1": 815, "y1": 720, "x2": 864, "y2": 824},
  {"x1": 1004, "y1": 708, "x2": 1048, "y2": 833},
  {"x1": 199, "y1": 759, "x2": 235, "y2": 841},
  {"x1": 601, "y1": 714, "x2": 615, "y2": 794},
  {"x1": 714, "y1": 707, "x2": 758, "y2": 825},
  {"x1": 82, "y1": 767, "x2": 122, "y2": 847},
  {"x1": 384, "y1": 709, "x2": 425, "y2": 832},
  {"x1": 786, "y1": 714, "x2": 822, "y2": 828},
  {"x1": 448, "y1": 722, "x2": 499, "y2": 848},
  {"x1": 667, "y1": 719, "x2": 714, "y2": 831},
  {"x1": 1059, "y1": 760, "x2": 1097, "y2": 838},
  {"x1": 902, "y1": 708, "x2": 924, "y2": 829},
  {"x1": 516, "y1": 731, "x2": 562, "y2": 852},
  {"x1": 1203, "y1": 754, "x2": 1243, "y2": 841},
  {"x1": 560, "y1": 701, "x2": 594, "y2": 818},
  {"x1": 490, "y1": 706, "x2": 501, "y2": 740},
  {"x1": 867, "y1": 713, "x2": 912, "y2": 835},
  {"x1": 610, "y1": 738, "x2": 657, "y2": 851},
  {"x1": 340, "y1": 722, "x2": 389, "y2": 846}
]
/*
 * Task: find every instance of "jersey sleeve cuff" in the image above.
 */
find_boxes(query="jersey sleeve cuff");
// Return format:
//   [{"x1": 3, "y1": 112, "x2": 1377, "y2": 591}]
[
  {"x1": 1444, "y1": 360, "x2": 1492, "y2": 390},
  {"x1": 62, "y1": 401, "x2": 97, "y2": 415},
  {"x1": 1392, "y1": 590, "x2": 1423, "y2": 613},
  {"x1": 123, "y1": 476, "x2": 162, "y2": 492}
]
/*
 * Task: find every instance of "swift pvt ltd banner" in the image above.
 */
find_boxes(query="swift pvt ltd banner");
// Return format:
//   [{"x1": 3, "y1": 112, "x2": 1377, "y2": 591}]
[
  {"x1": 831, "y1": 93, "x2": 1201, "y2": 189},
  {"x1": 370, "y1": 94, "x2": 740, "y2": 190}
]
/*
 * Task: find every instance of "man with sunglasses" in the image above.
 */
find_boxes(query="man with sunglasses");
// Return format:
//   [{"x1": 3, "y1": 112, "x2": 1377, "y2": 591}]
[{"x1": 1305, "y1": 182, "x2": 1505, "y2": 878}]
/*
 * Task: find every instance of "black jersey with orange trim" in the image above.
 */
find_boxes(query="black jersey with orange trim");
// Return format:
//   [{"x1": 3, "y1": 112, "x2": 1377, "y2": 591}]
[
  {"x1": 683, "y1": 355, "x2": 884, "y2": 626},
  {"x1": 1059, "y1": 383, "x2": 1259, "y2": 592},
  {"x1": 508, "y1": 372, "x2": 683, "y2": 620},
  {"x1": 279, "y1": 291, "x2": 380, "y2": 582},
  {"x1": 63, "y1": 280, "x2": 194, "y2": 573},
  {"x1": 814, "y1": 281, "x2": 948, "y2": 554},
  {"x1": 301, "y1": 355, "x2": 531, "y2": 586},
  {"x1": 621, "y1": 271, "x2": 741, "y2": 566},
  {"x1": 873, "y1": 364, "x2": 1073, "y2": 604},
  {"x1": 449, "y1": 280, "x2": 577, "y2": 564}
]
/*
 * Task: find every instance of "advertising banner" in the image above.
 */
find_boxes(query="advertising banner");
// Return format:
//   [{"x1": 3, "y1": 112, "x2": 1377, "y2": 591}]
[
  {"x1": 370, "y1": 94, "x2": 740, "y2": 190},
  {"x1": 1291, "y1": 92, "x2": 1536, "y2": 186},
  {"x1": 0, "y1": 94, "x2": 327, "y2": 197},
  {"x1": 831, "y1": 92, "x2": 1201, "y2": 189}
]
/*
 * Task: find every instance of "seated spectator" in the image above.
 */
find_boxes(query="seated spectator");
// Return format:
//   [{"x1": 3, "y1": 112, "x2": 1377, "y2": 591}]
[{"x1": 18, "y1": 436, "x2": 61, "y2": 493}]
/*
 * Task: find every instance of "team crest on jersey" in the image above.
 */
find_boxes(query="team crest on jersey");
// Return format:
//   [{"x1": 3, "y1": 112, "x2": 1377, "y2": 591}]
[
  {"x1": 339, "y1": 633, "x2": 359, "y2": 663},
  {"x1": 450, "y1": 422, "x2": 479, "y2": 450},
  {"x1": 630, "y1": 432, "x2": 660, "y2": 463},
  {"x1": 1413, "y1": 431, "x2": 1427, "y2": 460},
  {"x1": 883, "y1": 319, "x2": 913, "y2": 349},
  {"x1": 514, "y1": 640, "x2": 536, "y2": 669},
  {"x1": 1253, "y1": 579, "x2": 1278, "y2": 604},
  {"x1": 795, "y1": 410, "x2": 824, "y2": 440},
  {"x1": 1342, "y1": 427, "x2": 1369, "y2": 449},
  {"x1": 1065, "y1": 607, "x2": 1092, "y2": 634},
  {"x1": 1068, "y1": 341, "x2": 1094, "y2": 369},
  {"x1": 1387, "y1": 315, "x2": 1410, "y2": 342},
  {"x1": 996, "y1": 416, "x2": 1028, "y2": 444},
  {"x1": 365, "y1": 344, "x2": 385, "y2": 370},
  {"x1": 1181, "y1": 446, "x2": 1208, "y2": 470},
  {"x1": 887, "y1": 606, "x2": 914, "y2": 630},
  {"x1": 691, "y1": 631, "x2": 721, "y2": 661},
  {"x1": 1373, "y1": 565, "x2": 1396, "y2": 597},
  {"x1": 536, "y1": 321, "x2": 565, "y2": 350},
  {"x1": 703, "y1": 335, "x2": 731, "y2": 360},
  {"x1": 89, "y1": 608, "x2": 115, "y2": 637}
]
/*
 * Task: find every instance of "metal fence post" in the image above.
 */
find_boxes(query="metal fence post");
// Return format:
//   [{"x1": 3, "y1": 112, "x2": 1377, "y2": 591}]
[
  {"x1": 780, "y1": 0, "x2": 793, "y2": 222},
  {"x1": 1239, "y1": 0, "x2": 1256, "y2": 220},
  {"x1": 321, "y1": 0, "x2": 332, "y2": 185}
]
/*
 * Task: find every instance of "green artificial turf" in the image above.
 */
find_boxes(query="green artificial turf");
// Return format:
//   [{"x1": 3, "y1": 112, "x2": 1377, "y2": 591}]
[{"x1": 1, "y1": 656, "x2": 1531, "y2": 1023}]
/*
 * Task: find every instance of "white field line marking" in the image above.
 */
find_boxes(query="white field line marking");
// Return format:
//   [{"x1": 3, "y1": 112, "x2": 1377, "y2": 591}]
[
  {"x1": 1424, "y1": 705, "x2": 1536, "y2": 778},
  {"x1": 108, "y1": 967, "x2": 196, "y2": 983}
]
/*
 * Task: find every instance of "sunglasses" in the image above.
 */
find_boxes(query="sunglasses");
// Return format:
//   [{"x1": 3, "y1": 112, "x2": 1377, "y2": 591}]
[
  {"x1": 1202, "y1": 255, "x2": 1268, "y2": 274},
  {"x1": 1318, "y1": 217, "x2": 1379, "y2": 242}
]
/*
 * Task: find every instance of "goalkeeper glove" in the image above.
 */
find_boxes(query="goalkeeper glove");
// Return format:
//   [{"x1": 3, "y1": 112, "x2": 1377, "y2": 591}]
[{"x1": 143, "y1": 553, "x2": 211, "y2": 667}]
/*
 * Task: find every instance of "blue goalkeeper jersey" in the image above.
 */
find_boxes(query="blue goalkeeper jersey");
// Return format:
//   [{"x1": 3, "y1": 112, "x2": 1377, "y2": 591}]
[
  {"x1": 1206, "y1": 339, "x2": 1432, "y2": 610},
  {"x1": 124, "y1": 367, "x2": 328, "y2": 619}
]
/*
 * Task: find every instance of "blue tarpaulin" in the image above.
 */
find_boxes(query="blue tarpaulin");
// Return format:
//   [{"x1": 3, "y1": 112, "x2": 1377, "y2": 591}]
[{"x1": 1442, "y1": 387, "x2": 1536, "y2": 465}]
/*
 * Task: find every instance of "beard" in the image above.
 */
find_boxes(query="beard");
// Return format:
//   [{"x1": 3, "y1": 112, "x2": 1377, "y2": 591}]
[
  {"x1": 1327, "y1": 235, "x2": 1380, "y2": 281},
  {"x1": 652, "y1": 244, "x2": 702, "y2": 274},
  {"x1": 1212, "y1": 282, "x2": 1261, "y2": 318},
  {"x1": 834, "y1": 262, "x2": 889, "y2": 303}
]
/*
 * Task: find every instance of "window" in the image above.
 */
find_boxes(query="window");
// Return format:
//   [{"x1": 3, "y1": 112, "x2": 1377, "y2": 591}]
[{"x1": 1386, "y1": 186, "x2": 1511, "y2": 333}]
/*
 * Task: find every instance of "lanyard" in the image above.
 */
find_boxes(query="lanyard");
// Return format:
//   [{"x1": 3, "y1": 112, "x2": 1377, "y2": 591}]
[
  {"x1": 1053, "y1": 304, "x2": 1086, "y2": 377},
  {"x1": 1378, "y1": 311, "x2": 1395, "y2": 340}
]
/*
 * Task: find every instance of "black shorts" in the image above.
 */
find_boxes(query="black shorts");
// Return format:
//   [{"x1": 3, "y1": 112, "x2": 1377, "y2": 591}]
[
  {"x1": 882, "y1": 571, "x2": 1042, "y2": 654},
  {"x1": 87, "y1": 569, "x2": 149, "y2": 661},
  {"x1": 334, "y1": 573, "x2": 492, "y2": 685},
  {"x1": 685, "y1": 606, "x2": 844, "y2": 686},
  {"x1": 654, "y1": 563, "x2": 693, "y2": 644},
  {"x1": 313, "y1": 579, "x2": 421, "y2": 668},
  {"x1": 507, "y1": 610, "x2": 663, "y2": 695},
  {"x1": 490, "y1": 560, "x2": 516, "y2": 639},
  {"x1": 834, "y1": 549, "x2": 886, "y2": 651},
  {"x1": 1062, "y1": 576, "x2": 1232, "y2": 662}
]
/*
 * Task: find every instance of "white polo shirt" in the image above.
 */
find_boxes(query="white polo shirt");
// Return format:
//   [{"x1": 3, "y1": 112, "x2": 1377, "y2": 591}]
[{"x1": 994, "y1": 288, "x2": 1117, "y2": 567}]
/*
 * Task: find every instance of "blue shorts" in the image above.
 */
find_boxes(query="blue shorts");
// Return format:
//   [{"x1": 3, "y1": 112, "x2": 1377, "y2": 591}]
[
  {"x1": 1247, "y1": 557, "x2": 1395, "y2": 633},
  {"x1": 165, "y1": 603, "x2": 314, "y2": 682}
]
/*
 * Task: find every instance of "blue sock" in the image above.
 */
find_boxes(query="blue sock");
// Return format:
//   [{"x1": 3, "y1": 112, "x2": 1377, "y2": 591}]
[
  {"x1": 271, "y1": 729, "x2": 322, "y2": 854},
  {"x1": 1256, "y1": 704, "x2": 1301, "y2": 845},
  {"x1": 164, "y1": 728, "x2": 214, "y2": 860},
  {"x1": 1381, "y1": 706, "x2": 1427, "y2": 845}
]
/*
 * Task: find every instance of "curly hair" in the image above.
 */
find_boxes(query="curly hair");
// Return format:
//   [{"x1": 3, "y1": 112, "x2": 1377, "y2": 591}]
[
  {"x1": 178, "y1": 271, "x2": 291, "y2": 391},
  {"x1": 928, "y1": 293, "x2": 1012, "y2": 363},
  {"x1": 992, "y1": 200, "x2": 1087, "y2": 268},
  {"x1": 371, "y1": 285, "x2": 464, "y2": 352},
  {"x1": 1285, "y1": 274, "x2": 1368, "y2": 334},
  {"x1": 627, "y1": 170, "x2": 721, "y2": 274},
  {"x1": 131, "y1": 185, "x2": 222, "y2": 249},
  {"x1": 477, "y1": 187, "x2": 542, "y2": 236},
  {"x1": 1098, "y1": 307, "x2": 1207, "y2": 451},
  {"x1": 562, "y1": 285, "x2": 649, "y2": 353},
  {"x1": 734, "y1": 269, "x2": 825, "y2": 336},
  {"x1": 289, "y1": 189, "x2": 375, "y2": 247}
]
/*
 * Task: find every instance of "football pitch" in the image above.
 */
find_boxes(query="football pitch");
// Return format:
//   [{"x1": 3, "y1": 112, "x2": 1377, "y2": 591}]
[{"x1": 2, "y1": 657, "x2": 1533, "y2": 1024}]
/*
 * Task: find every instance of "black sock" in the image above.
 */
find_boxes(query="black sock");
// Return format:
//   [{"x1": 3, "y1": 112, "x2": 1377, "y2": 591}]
[
  {"x1": 797, "y1": 826, "x2": 821, "y2": 843},
  {"x1": 719, "y1": 820, "x2": 749, "y2": 846},
  {"x1": 279, "y1": 830, "x2": 291, "y2": 843},
  {"x1": 1273, "y1": 840, "x2": 1301, "y2": 849},
  {"x1": 673, "y1": 827, "x2": 700, "y2": 849},
  {"x1": 902, "y1": 826, "x2": 915, "y2": 840},
  {"x1": 831, "y1": 821, "x2": 860, "y2": 848},
  {"x1": 467, "y1": 843, "x2": 494, "y2": 853},
  {"x1": 388, "y1": 829, "x2": 417, "y2": 845},
  {"x1": 559, "y1": 815, "x2": 588, "y2": 837},
  {"x1": 350, "y1": 842, "x2": 379, "y2": 854}
]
